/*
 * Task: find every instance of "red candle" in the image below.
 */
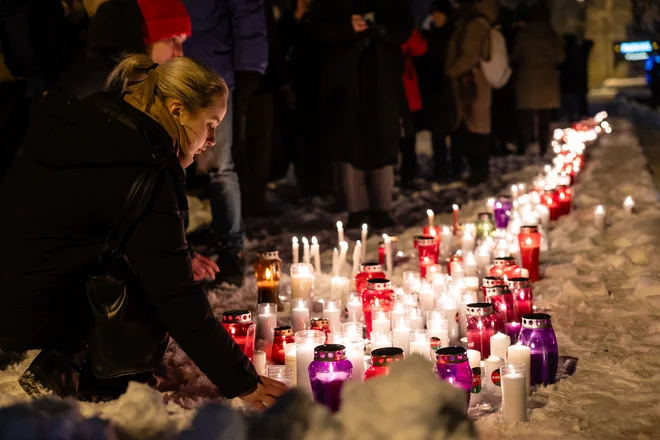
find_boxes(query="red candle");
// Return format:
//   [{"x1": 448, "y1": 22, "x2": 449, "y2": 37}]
[
  {"x1": 452, "y1": 204, "x2": 459, "y2": 235},
  {"x1": 557, "y1": 185, "x2": 572, "y2": 216},
  {"x1": 271, "y1": 325, "x2": 295, "y2": 365},
  {"x1": 542, "y1": 190, "x2": 561, "y2": 221},
  {"x1": 484, "y1": 286, "x2": 516, "y2": 332},
  {"x1": 488, "y1": 257, "x2": 520, "y2": 279},
  {"x1": 416, "y1": 236, "x2": 439, "y2": 279},
  {"x1": 422, "y1": 225, "x2": 442, "y2": 250},
  {"x1": 355, "y1": 263, "x2": 386, "y2": 295},
  {"x1": 222, "y1": 310, "x2": 256, "y2": 361},
  {"x1": 508, "y1": 277, "x2": 534, "y2": 320},
  {"x1": 362, "y1": 278, "x2": 395, "y2": 338},
  {"x1": 518, "y1": 226, "x2": 541, "y2": 282},
  {"x1": 310, "y1": 318, "x2": 331, "y2": 344},
  {"x1": 466, "y1": 303, "x2": 496, "y2": 359}
]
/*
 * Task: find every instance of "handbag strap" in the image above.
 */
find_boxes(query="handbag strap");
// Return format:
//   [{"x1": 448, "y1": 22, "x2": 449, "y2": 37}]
[{"x1": 99, "y1": 167, "x2": 161, "y2": 259}]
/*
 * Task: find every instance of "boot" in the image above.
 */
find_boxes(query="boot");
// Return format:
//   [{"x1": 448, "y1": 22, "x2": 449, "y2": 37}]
[{"x1": 19, "y1": 344, "x2": 87, "y2": 398}]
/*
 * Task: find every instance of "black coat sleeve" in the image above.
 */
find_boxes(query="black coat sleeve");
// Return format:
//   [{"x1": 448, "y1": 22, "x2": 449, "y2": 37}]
[{"x1": 123, "y1": 170, "x2": 258, "y2": 399}]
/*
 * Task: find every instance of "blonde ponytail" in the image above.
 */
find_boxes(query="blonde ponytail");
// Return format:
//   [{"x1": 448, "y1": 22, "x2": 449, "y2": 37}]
[{"x1": 105, "y1": 54, "x2": 228, "y2": 115}]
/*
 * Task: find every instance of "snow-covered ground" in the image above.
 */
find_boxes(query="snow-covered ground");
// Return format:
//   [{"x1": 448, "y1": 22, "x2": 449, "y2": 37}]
[{"x1": 0, "y1": 120, "x2": 659, "y2": 439}]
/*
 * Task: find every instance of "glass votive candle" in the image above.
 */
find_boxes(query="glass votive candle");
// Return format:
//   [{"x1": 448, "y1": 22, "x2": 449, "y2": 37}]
[
  {"x1": 466, "y1": 303, "x2": 496, "y2": 359},
  {"x1": 488, "y1": 256, "x2": 521, "y2": 279},
  {"x1": 517, "y1": 226, "x2": 541, "y2": 282},
  {"x1": 323, "y1": 299, "x2": 342, "y2": 333},
  {"x1": 407, "y1": 307, "x2": 424, "y2": 331},
  {"x1": 221, "y1": 310, "x2": 256, "y2": 361},
  {"x1": 254, "y1": 250, "x2": 282, "y2": 307},
  {"x1": 500, "y1": 362, "x2": 528, "y2": 422},
  {"x1": 355, "y1": 262, "x2": 386, "y2": 295},
  {"x1": 505, "y1": 321, "x2": 522, "y2": 345},
  {"x1": 340, "y1": 325, "x2": 366, "y2": 382},
  {"x1": 494, "y1": 196, "x2": 513, "y2": 229},
  {"x1": 370, "y1": 310, "x2": 391, "y2": 334},
  {"x1": 403, "y1": 271, "x2": 422, "y2": 294},
  {"x1": 436, "y1": 346, "x2": 472, "y2": 413},
  {"x1": 519, "y1": 313, "x2": 558, "y2": 387},
  {"x1": 508, "y1": 277, "x2": 533, "y2": 321},
  {"x1": 266, "y1": 364, "x2": 293, "y2": 388},
  {"x1": 365, "y1": 347, "x2": 404, "y2": 381},
  {"x1": 294, "y1": 329, "x2": 326, "y2": 395},
  {"x1": 271, "y1": 325, "x2": 295, "y2": 365},
  {"x1": 476, "y1": 212, "x2": 495, "y2": 240},
  {"x1": 542, "y1": 190, "x2": 561, "y2": 221},
  {"x1": 308, "y1": 344, "x2": 353, "y2": 412},
  {"x1": 346, "y1": 294, "x2": 363, "y2": 323},
  {"x1": 416, "y1": 236, "x2": 439, "y2": 279},
  {"x1": 427, "y1": 312, "x2": 450, "y2": 352},
  {"x1": 257, "y1": 303, "x2": 278, "y2": 360},
  {"x1": 557, "y1": 185, "x2": 572, "y2": 216},
  {"x1": 370, "y1": 331, "x2": 392, "y2": 350},
  {"x1": 362, "y1": 278, "x2": 395, "y2": 338},
  {"x1": 310, "y1": 317, "x2": 331, "y2": 343},
  {"x1": 290, "y1": 263, "x2": 315, "y2": 308},
  {"x1": 391, "y1": 318, "x2": 411, "y2": 356},
  {"x1": 409, "y1": 330, "x2": 431, "y2": 361},
  {"x1": 484, "y1": 286, "x2": 515, "y2": 332}
]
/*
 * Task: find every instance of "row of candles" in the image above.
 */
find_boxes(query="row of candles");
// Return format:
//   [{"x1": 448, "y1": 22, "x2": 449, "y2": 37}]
[{"x1": 230, "y1": 113, "x2": 613, "y2": 418}]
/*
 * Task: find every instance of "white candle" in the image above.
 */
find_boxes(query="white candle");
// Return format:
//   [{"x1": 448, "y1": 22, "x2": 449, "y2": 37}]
[
  {"x1": 464, "y1": 276, "x2": 480, "y2": 294},
  {"x1": 337, "y1": 220, "x2": 345, "y2": 244},
  {"x1": 352, "y1": 240, "x2": 362, "y2": 275},
  {"x1": 332, "y1": 247, "x2": 339, "y2": 277},
  {"x1": 338, "y1": 241, "x2": 349, "y2": 277},
  {"x1": 330, "y1": 276, "x2": 349, "y2": 303},
  {"x1": 462, "y1": 232, "x2": 476, "y2": 254},
  {"x1": 323, "y1": 300, "x2": 342, "y2": 333},
  {"x1": 409, "y1": 330, "x2": 431, "y2": 361},
  {"x1": 407, "y1": 307, "x2": 424, "y2": 331},
  {"x1": 509, "y1": 242, "x2": 521, "y2": 267},
  {"x1": 346, "y1": 295, "x2": 362, "y2": 323},
  {"x1": 302, "y1": 237, "x2": 310, "y2": 265},
  {"x1": 490, "y1": 332, "x2": 511, "y2": 360},
  {"x1": 440, "y1": 226, "x2": 453, "y2": 259},
  {"x1": 345, "y1": 338, "x2": 366, "y2": 382},
  {"x1": 290, "y1": 263, "x2": 314, "y2": 307},
  {"x1": 459, "y1": 293, "x2": 478, "y2": 339},
  {"x1": 292, "y1": 237, "x2": 299, "y2": 265},
  {"x1": 501, "y1": 364, "x2": 528, "y2": 422},
  {"x1": 370, "y1": 331, "x2": 392, "y2": 350},
  {"x1": 594, "y1": 205, "x2": 606, "y2": 232},
  {"x1": 428, "y1": 317, "x2": 449, "y2": 349},
  {"x1": 463, "y1": 252, "x2": 478, "y2": 277},
  {"x1": 507, "y1": 344, "x2": 531, "y2": 395},
  {"x1": 467, "y1": 349, "x2": 483, "y2": 405},
  {"x1": 442, "y1": 297, "x2": 459, "y2": 344},
  {"x1": 418, "y1": 283, "x2": 435, "y2": 312},
  {"x1": 257, "y1": 304, "x2": 277, "y2": 351},
  {"x1": 371, "y1": 311, "x2": 391, "y2": 334},
  {"x1": 537, "y1": 204, "x2": 550, "y2": 229},
  {"x1": 487, "y1": 197, "x2": 496, "y2": 214},
  {"x1": 284, "y1": 343, "x2": 297, "y2": 386},
  {"x1": 311, "y1": 236, "x2": 320, "y2": 274},
  {"x1": 476, "y1": 246, "x2": 492, "y2": 277},
  {"x1": 382, "y1": 234, "x2": 392, "y2": 277},
  {"x1": 427, "y1": 209, "x2": 435, "y2": 228},
  {"x1": 392, "y1": 320, "x2": 411, "y2": 356},
  {"x1": 361, "y1": 224, "x2": 368, "y2": 260},
  {"x1": 291, "y1": 299, "x2": 310, "y2": 333},
  {"x1": 390, "y1": 302, "x2": 406, "y2": 323},
  {"x1": 295, "y1": 330, "x2": 325, "y2": 395},
  {"x1": 252, "y1": 350, "x2": 266, "y2": 376},
  {"x1": 484, "y1": 355, "x2": 503, "y2": 395}
]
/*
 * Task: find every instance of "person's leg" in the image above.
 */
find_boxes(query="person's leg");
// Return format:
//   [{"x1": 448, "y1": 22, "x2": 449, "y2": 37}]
[
  {"x1": 399, "y1": 107, "x2": 418, "y2": 185},
  {"x1": 244, "y1": 91, "x2": 275, "y2": 216},
  {"x1": 516, "y1": 109, "x2": 533, "y2": 155},
  {"x1": 207, "y1": 94, "x2": 245, "y2": 284},
  {"x1": 537, "y1": 109, "x2": 552, "y2": 156},
  {"x1": 341, "y1": 162, "x2": 370, "y2": 228},
  {"x1": 366, "y1": 165, "x2": 395, "y2": 228}
]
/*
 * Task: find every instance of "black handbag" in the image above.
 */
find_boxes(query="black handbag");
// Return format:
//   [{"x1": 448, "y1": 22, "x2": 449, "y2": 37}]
[{"x1": 86, "y1": 167, "x2": 169, "y2": 379}]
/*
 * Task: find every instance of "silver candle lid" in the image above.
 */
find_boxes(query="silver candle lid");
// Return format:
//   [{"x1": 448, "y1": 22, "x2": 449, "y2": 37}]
[
  {"x1": 466, "y1": 302, "x2": 494, "y2": 316},
  {"x1": 521, "y1": 313, "x2": 552, "y2": 329},
  {"x1": 482, "y1": 276, "x2": 505, "y2": 288},
  {"x1": 508, "y1": 277, "x2": 530, "y2": 290},
  {"x1": 367, "y1": 278, "x2": 392, "y2": 290},
  {"x1": 494, "y1": 257, "x2": 515, "y2": 267},
  {"x1": 314, "y1": 344, "x2": 347, "y2": 362},
  {"x1": 484, "y1": 285, "x2": 510, "y2": 299}
]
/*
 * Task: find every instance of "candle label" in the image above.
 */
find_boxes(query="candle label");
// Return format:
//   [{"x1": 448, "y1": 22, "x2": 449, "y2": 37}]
[
  {"x1": 471, "y1": 367, "x2": 482, "y2": 393},
  {"x1": 430, "y1": 336, "x2": 443, "y2": 353},
  {"x1": 491, "y1": 369, "x2": 501, "y2": 387}
]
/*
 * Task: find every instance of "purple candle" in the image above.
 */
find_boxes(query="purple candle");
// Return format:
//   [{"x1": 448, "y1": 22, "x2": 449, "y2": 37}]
[
  {"x1": 308, "y1": 344, "x2": 353, "y2": 412},
  {"x1": 436, "y1": 346, "x2": 472, "y2": 412},
  {"x1": 505, "y1": 321, "x2": 522, "y2": 345},
  {"x1": 518, "y1": 313, "x2": 558, "y2": 386},
  {"x1": 494, "y1": 196, "x2": 513, "y2": 229}
]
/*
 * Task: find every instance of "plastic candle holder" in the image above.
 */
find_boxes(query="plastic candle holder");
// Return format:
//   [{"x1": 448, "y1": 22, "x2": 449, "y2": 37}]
[
  {"x1": 308, "y1": 344, "x2": 353, "y2": 412},
  {"x1": 254, "y1": 250, "x2": 282, "y2": 307},
  {"x1": 519, "y1": 313, "x2": 558, "y2": 386},
  {"x1": 517, "y1": 226, "x2": 541, "y2": 282},
  {"x1": 488, "y1": 256, "x2": 520, "y2": 279},
  {"x1": 508, "y1": 277, "x2": 534, "y2": 321},
  {"x1": 481, "y1": 276, "x2": 506, "y2": 300},
  {"x1": 355, "y1": 262, "x2": 386, "y2": 295},
  {"x1": 362, "y1": 278, "x2": 395, "y2": 338},
  {"x1": 266, "y1": 365, "x2": 293, "y2": 388},
  {"x1": 466, "y1": 303, "x2": 496, "y2": 359},
  {"x1": 270, "y1": 325, "x2": 294, "y2": 365},
  {"x1": 365, "y1": 347, "x2": 404, "y2": 381},
  {"x1": 494, "y1": 196, "x2": 513, "y2": 229},
  {"x1": 435, "y1": 346, "x2": 472, "y2": 412},
  {"x1": 416, "y1": 236, "x2": 439, "y2": 279},
  {"x1": 484, "y1": 286, "x2": 515, "y2": 332},
  {"x1": 222, "y1": 310, "x2": 256, "y2": 361}
]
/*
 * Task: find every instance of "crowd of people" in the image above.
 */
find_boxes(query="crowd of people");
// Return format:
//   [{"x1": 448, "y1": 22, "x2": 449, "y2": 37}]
[{"x1": 0, "y1": 0, "x2": 592, "y2": 406}]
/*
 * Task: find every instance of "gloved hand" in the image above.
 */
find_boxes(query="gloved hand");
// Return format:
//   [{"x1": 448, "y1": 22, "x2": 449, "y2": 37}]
[{"x1": 234, "y1": 70, "x2": 262, "y2": 115}]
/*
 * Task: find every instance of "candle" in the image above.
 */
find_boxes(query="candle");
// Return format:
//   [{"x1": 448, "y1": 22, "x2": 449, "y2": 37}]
[
  {"x1": 537, "y1": 204, "x2": 550, "y2": 230},
  {"x1": 594, "y1": 205, "x2": 606, "y2": 232},
  {"x1": 476, "y1": 246, "x2": 492, "y2": 276},
  {"x1": 466, "y1": 349, "x2": 483, "y2": 405},
  {"x1": 252, "y1": 350, "x2": 266, "y2": 376},
  {"x1": 490, "y1": 332, "x2": 511, "y2": 360},
  {"x1": 382, "y1": 234, "x2": 393, "y2": 277},
  {"x1": 302, "y1": 237, "x2": 310, "y2": 265},
  {"x1": 330, "y1": 276, "x2": 349, "y2": 302},
  {"x1": 407, "y1": 307, "x2": 424, "y2": 331},
  {"x1": 284, "y1": 343, "x2": 297, "y2": 386},
  {"x1": 505, "y1": 322, "x2": 522, "y2": 345},
  {"x1": 459, "y1": 293, "x2": 478, "y2": 339},
  {"x1": 427, "y1": 209, "x2": 435, "y2": 228},
  {"x1": 418, "y1": 283, "x2": 435, "y2": 312},
  {"x1": 392, "y1": 319, "x2": 411, "y2": 356},
  {"x1": 352, "y1": 241, "x2": 362, "y2": 275},
  {"x1": 371, "y1": 310, "x2": 391, "y2": 334},
  {"x1": 292, "y1": 237, "x2": 299, "y2": 265},
  {"x1": 257, "y1": 303, "x2": 277, "y2": 360},
  {"x1": 311, "y1": 236, "x2": 321, "y2": 274},
  {"x1": 290, "y1": 263, "x2": 314, "y2": 308},
  {"x1": 463, "y1": 252, "x2": 478, "y2": 277},
  {"x1": 409, "y1": 330, "x2": 431, "y2": 361},
  {"x1": 428, "y1": 316, "x2": 449, "y2": 351},
  {"x1": 332, "y1": 247, "x2": 339, "y2": 277},
  {"x1": 623, "y1": 196, "x2": 635, "y2": 214},
  {"x1": 390, "y1": 301, "x2": 406, "y2": 323},
  {"x1": 361, "y1": 224, "x2": 368, "y2": 260},
  {"x1": 344, "y1": 335, "x2": 366, "y2": 383},
  {"x1": 323, "y1": 300, "x2": 342, "y2": 333},
  {"x1": 338, "y1": 241, "x2": 349, "y2": 277},
  {"x1": 440, "y1": 226, "x2": 453, "y2": 259},
  {"x1": 518, "y1": 226, "x2": 541, "y2": 282},
  {"x1": 487, "y1": 198, "x2": 495, "y2": 214},
  {"x1": 443, "y1": 297, "x2": 460, "y2": 344},
  {"x1": 346, "y1": 295, "x2": 363, "y2": 323},
  {"x1": 484, "y1": 355, "x2": 503, "y2": 394},
  {"x1": 291, "y1": 299, "x2": 310, "y2": 333},
  {"x1": 462, "y1": 231, "x2": 476, "y2": 254},
  {"x1": 501, "y1": 363, "x2": 528, "y2": 422},
  {"x1": 294, "y1": 330, "x2": 326, "y2": 395},
  {"x1": 370, "y1": 331, "x2": 392, "y2": 350},
  {"x1": 452, "y1": 204, "x2": 459, "y2": 235},
  {"x1": 337, "y1": 220, "x2": 345, "y2": 244},
  {"x1": 507, "y1": 344, "x2": 531, "y2": 395}
]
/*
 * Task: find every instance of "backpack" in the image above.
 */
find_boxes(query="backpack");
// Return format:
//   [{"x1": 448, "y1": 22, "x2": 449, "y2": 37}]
[{"x1": 476, "y1": 17, "x2": 511, "y2": 89}]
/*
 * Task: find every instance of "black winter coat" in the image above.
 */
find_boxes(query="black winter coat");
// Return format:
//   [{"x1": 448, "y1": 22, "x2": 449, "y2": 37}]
[
  {"x1": 0, "y1": 91, "x2": 258, "y2": 399},
  {"x1": 308, "y1": 0, "x2": 413, "y2": 170}
]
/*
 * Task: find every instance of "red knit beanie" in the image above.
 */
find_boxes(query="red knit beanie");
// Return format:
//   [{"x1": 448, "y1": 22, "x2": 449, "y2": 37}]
[{"x1": 136, "y1": 0, "x2": 191, "y2": 44}]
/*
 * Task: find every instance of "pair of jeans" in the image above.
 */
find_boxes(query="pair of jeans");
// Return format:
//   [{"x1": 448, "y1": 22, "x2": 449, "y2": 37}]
[
  {"x1": 208, "y1": 94, "x2": 244, "y2": 250},
  {"x1": 451, "y1": 125, "x2": 489, "y2": 180}
]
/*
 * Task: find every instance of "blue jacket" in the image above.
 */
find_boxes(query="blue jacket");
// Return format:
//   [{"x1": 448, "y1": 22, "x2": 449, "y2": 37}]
[{"x1": 182, "y1": 0, "x2": 268, "y2": 88}]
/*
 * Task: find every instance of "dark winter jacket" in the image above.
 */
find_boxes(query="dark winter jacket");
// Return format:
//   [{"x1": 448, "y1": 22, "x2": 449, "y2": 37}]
[
  {"x1": 58, "y1": 0, "x2": 145, "y2": 99},
  {"x1": 0, "y1": 91, "x2": 258, "y2": 399},
  {"x1": 308, "y1": 0, "x2": 413, "y2": 170},
  {"x1": 182, "y1": 0, "x2": 268, "y2": 89}
]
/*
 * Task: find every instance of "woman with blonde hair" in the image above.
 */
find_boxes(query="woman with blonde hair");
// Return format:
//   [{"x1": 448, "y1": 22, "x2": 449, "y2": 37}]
[{"x1": 0, "y1": 54, "x2": 286, "y2": 406}]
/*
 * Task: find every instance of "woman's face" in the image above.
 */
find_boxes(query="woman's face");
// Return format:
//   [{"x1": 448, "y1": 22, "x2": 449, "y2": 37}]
[
  {"x1": 147, "y1": 34, "x2": 187, "y2": 64},
  {"x1": 174, "y1": 97, "x2": 226, "y2": 168}
]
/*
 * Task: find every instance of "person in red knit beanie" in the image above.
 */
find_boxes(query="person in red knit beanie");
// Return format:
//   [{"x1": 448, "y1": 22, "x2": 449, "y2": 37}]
[{"x1": 137, "y1": 0, "x2": 192, "y2": 64}]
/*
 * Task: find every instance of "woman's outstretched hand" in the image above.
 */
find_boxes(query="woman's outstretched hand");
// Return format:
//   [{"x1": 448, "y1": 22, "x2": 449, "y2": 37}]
[
  {"x1": 240, "y1": 376, "x2": 289, "y2": 409},
  {"x1": 191, "y1": 254, "x2": 220, "y2": 281}
]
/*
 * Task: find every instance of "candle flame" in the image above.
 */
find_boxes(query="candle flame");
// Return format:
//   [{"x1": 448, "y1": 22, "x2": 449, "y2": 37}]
[
  {"x1": 453, "y1": 204, "x2": 459, "y2": 211},
  {"x1": 624, "y1": 196, "x2": 634, "y2": 205},
  {"x1": 311, "y1": 236, "x2": 318, "y2": 246},
  {"x1": 292, "y1": 236, "x2": 298, "y2": 244},
  {"x1": 302, "y1": 237, "x2": 309, "y2": 245},
  {"x1": 356, "y1": 240, "x2": 361, "y2": 247},
  {"x1": 362, "y1": 223, "x2": 368, "y2": 231},
  {"x1": 596, "y1": 205, "x2": 605, "y2": 214},
  {"x1": 340, "y1": 241, "x2": 348, "y2": 250},
  {"x1": 382, "y1": 234, "x2": 390, "y2": 242},
  {"x1": 336, "y1": 221, "x2": 343, "y2": 230},
  {"x1": 427, "y1": 209, "x2": 434, "y2": 217},
  {"x1": 525, "y1": 237, "x2": 532, "y2": 245},
  {"x1": 429, "y1": 227, "x2": 436, "y2": 237},
  {"x1": 265, "y1": 268, "x2": 272, "y2": 280}
]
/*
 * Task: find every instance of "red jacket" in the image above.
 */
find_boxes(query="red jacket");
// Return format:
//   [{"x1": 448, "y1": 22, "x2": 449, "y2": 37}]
[{"x1": 401, "y1": 29, "x2": 428, "y2": 112}]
